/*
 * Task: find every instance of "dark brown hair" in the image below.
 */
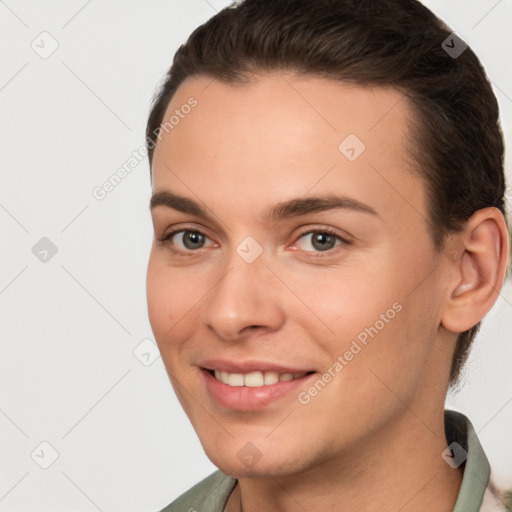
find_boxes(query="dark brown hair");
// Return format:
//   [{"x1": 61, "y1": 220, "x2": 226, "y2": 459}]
[{"x1": 146, "y1": 0, "x2": 506, "y2": 387}]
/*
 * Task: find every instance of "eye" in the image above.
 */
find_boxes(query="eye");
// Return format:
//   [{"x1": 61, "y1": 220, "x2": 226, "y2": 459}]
[
  {"x1": 294, "y1": 229, "x2": 348, "y2": 253},
  {"x1": 157, "y1": 229, "x2": 215, "y2": 252}
]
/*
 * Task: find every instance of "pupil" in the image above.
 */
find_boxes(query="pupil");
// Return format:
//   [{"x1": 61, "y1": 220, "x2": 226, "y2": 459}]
[
  {"x1": 184, "y1": 231, "x2": 204, "y2": 249},
  {"x1": 312, "y1": 233, "x2": 335, "y2": 251}
]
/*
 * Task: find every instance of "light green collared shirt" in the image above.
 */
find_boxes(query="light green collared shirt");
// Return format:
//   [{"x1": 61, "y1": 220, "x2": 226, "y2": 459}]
[{"x1": 160, "y1": 410, "x2": 510, "y2": 511}]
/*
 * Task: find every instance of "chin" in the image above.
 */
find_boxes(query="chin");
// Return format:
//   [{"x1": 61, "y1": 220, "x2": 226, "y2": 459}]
[{"x1": 204, "y1": 446, "x2": 307, "y2": 479}]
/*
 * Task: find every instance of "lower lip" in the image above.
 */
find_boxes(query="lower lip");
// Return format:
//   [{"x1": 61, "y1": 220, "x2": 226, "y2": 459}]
[{"x1": 201, "y1": 368, "x2": 317, "y2": 411}]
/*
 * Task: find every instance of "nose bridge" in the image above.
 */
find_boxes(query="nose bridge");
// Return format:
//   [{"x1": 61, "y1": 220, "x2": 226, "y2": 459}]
[{"x1": 200, "y1": 245, "x2": 284, "y2": 340}]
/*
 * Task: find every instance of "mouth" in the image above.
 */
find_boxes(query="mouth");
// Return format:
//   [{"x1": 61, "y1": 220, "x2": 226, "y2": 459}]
[
  {"x1": 208, "y1": 369, "x2": 314, "y2": 387},
  {"x1": 199, "y1": 364, "x2": 318, "y2": 411}
]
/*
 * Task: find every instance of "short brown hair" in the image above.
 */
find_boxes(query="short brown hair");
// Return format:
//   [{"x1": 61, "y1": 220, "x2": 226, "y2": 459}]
[{"x1": 146, "y1": 0, "x2": 507, "y2": 387}]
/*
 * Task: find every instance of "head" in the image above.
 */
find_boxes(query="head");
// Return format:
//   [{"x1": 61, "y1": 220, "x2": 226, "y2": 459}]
[{"x1": 145, "y1": 0, "x2": 509, "y2": 477}]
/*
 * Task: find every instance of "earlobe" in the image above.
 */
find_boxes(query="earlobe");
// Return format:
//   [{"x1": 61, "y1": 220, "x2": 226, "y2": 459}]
[{"x1": 441, "y1": 207, "x2": 509, "y2": 333}]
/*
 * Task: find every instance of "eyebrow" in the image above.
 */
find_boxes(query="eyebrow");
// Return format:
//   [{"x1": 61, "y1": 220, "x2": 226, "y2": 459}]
[{"x1": 149, "y1": 190, "x2": 379, "y2": 222}]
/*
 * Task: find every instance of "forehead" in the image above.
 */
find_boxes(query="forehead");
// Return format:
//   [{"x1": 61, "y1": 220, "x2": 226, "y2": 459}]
[
  {"x1": 155, "y1": 73, "x2": 414, "y2": 159},
  {"x1": 151, "y1": 73, "x2": 427, "y2": 233}
]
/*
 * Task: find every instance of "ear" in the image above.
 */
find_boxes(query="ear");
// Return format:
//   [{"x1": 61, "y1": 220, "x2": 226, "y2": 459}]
[{"x1": 441, "y1": 207, "x2": 510, "y2": 333}]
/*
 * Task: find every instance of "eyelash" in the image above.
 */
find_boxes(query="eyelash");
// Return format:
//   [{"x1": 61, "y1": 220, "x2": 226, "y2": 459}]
[
  {"x1": 156, "y1": 226, "x2": 350, "y2": 259},
  {"x1": 292, "y1": 227, "x2": 350, "y2": 258}
]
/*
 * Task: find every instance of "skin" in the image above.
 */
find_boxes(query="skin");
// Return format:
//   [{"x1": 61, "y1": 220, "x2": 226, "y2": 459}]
[{"x1": 146, "y1": 72, "x2": 509, "y2": 511}]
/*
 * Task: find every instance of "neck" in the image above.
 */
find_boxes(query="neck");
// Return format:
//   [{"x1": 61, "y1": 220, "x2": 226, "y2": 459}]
[{"x1": 226, "y1": 409, "x2": 463, "y2": 512}]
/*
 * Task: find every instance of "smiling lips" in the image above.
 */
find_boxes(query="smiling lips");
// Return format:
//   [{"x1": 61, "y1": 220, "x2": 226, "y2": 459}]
[
  {"x1": 200, "y1": 360, "x2": 317, "y2": 410},
  {"x1": 213, "y1": 369, "x2": 309, "y2": 387}
]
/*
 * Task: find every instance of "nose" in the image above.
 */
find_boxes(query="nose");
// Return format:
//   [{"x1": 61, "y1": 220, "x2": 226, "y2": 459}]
[{"x1": 200, "y1": 254, "x2": 286, "y2": 342}]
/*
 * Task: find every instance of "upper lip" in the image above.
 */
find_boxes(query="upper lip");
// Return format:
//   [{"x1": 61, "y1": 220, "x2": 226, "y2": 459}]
[{"x1": 199, "y1": 358, "x2": 314, "y2": 374}]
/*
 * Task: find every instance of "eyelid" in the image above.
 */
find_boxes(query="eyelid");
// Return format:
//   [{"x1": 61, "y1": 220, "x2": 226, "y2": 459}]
[
  {"x1": 160, "y1": 229, "x2": 215, "y2": 244},
  {"x1": 292, "y1": 225, "x2": 352, "y2": 244},
  {"x1": 155, "y1": 225, "x2": 218, "y2": 256},
  {"x1": 157, "y1": 223, "x2": 214, "y2": 241},
  {"x1": 156, "y1": 223, "x2": 352, "y2": 258},
  {"x1": 288, "y1": 226, "x2": 350, "y2": 255}
]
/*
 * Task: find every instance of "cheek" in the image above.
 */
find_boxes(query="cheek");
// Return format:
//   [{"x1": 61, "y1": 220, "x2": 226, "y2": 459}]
[
  {"x1": 287, "y1": 263, "x2": 398, "y2": 344},
  {"x1": 146, "y1": 255, "x2": 169, "y2": 339},
  {"x1": 146, "y1": 252, "x2": 199, "y2": 347},
  {"x1": 291, "y1": 261, "x2": 434, "y2": 387},
  {"x1": 328, "y1": 288, "x2": 439, "y2": 409}
]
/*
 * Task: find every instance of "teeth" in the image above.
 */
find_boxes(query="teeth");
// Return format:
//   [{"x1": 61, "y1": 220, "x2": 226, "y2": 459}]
[
  {"x1": 228, "y1": 373, "x2": 245, "y2": 386},
  {"x1": 244, "y1": 371, "x2": 264, "y2": 387},
  {"x1": 213, "y1": 370, "x2": 307, "y2": 387},
  {"x1": 264, "y1": 371, "x2": 279, "y2": 385}
]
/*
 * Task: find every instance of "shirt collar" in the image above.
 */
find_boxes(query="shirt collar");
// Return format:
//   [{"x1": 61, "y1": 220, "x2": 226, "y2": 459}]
[{"x1": 446, "y1": 409, "x2": 491, "y2": 512}]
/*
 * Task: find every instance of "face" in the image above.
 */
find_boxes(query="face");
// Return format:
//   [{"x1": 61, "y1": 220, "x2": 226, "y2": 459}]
[{"x1": 147, "y1": 73, "x2": 452, "y2": 477}]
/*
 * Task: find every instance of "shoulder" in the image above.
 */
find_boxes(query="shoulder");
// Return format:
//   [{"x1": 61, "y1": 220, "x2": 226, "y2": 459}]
[{"x1": 159, "y1": 470, "x2": 238, "y2": 512}]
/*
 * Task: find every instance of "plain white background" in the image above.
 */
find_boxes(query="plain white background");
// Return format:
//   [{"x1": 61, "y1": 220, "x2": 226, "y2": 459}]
[{"x1": 1, "y1": 1, "x2": 511, "y2": 510}]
